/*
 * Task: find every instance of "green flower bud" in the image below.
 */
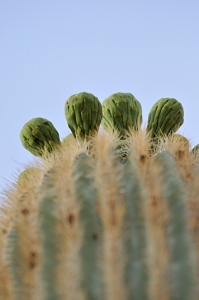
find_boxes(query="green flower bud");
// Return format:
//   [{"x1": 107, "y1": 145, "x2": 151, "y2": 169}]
[
  {"x1": 18, "y1": 167, "x2": 39, "y2": 183},
  {"x1": 62, "y1": 134, "x2": 75, "y2": 147},
  {"x1": 171, "y1": 134, "x2": 190, "y2": 157},
  {"x1": 171, "y1": 134, "x2": 189, "y2": 146},
  {"x1": 20, "y1": 118, "x2": 60, "y2": 157},
  {"x1": 147, "y1": 98, "x2": 184, "y2": 139},
  {"x1": 101, "y1": 92, "x2": 142, "y2": 138},
  {"x1": 191, "y1": 144, "x2": 199, "y2": 155},
  {"x1": 65, "y1": 92, "x2": 102, "y2": 140}
]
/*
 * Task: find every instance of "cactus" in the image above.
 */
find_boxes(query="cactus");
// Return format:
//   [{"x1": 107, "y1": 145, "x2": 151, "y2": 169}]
[
  {"x1": 65, "y1": 92, "x2": 102, "y2": 140},
  {"x1": 20, "y1": 118, "x2": 61, "y2": 158},
  {"x1": 1, "y1": 92, "x2": 199, "y2": 300},
  {"x1": 147, "y1": 98, "x2": 184, "y2": 140},
  {"x1": 1, "y1": 128, "x2": 199, "y2": 300},
  {"x1": 101, "y1": 92, "x2": 142, "y2": 138}
]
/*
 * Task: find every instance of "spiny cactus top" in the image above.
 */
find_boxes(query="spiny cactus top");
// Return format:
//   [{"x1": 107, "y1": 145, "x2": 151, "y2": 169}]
[
  {"x1": 101, "y1": 92, "x2": 142, "y2": 138},
  {"x1": 147, "y1": 98, "x2": 184, "y2": 139},
  {"x1": 65, "y1": 92, "x2": 102, "y2": 140},
  {"x1": 20, "y1": 117, "x2": 60, "y2": 157}
]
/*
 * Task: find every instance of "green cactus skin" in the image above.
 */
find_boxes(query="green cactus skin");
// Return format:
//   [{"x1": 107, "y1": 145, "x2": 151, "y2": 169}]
[
  {"x1": 147, "y1": 98, "x2": 184, "y2": 139},
  {"x1": 6, "y1": 227, "x2": 22, "y2": 300},
  {"x1": 154, "y1": 151, "x2": 198, "y2": 300},
  {"x1": 6, "y1": 192, "x2": 37, "y2": 300},
  {"x1": 20, "y1": 118, "x2": 61, "y2": 157},
  {"x1": 101, "y1": 92, "x2": 142, "y2": 138},
  {"x1": 65, "y1": 92, "x2": 102, "y2": 140},
  {"x1": 72, "y1": 153, "x2": 104, "y2": 299}
]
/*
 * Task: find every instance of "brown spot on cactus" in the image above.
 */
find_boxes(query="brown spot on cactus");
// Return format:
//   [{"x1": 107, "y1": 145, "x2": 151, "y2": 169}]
[
  {"x1": 101, "y1": 92, "x2": 142, "y2": 138},
  {"x1": 92, "y1": 233, "x2": 99, "y2": 240},
  {"x1": 67, "y1": 213, "x2": 75, "y2": 226},
  {"x1": 65, "y1": 92, "x2": 102, "y2": 140},
  {"x1": 21, "y1": 208, "x2": 29, "y2": 215},
  {"x1": 20, "y1": 117, "x2": 61, "y2": 157},
  {"x1": 29, "y1": 252, "x2": 37, "y2": 270},
  {"x1": 140, "y1": 154, "x2": 146, "y2": 163}
]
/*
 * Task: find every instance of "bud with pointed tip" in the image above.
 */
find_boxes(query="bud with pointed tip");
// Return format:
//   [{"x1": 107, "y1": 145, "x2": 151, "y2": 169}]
[
  {"x1": 147, "y1": 98, "x2": 184, "y2": 139},
  {"x1": 101, "y1": 92, "x2": 142, "y2": 138},
  {"x1": 65, "y1": 92, "x2": 102, "y2": 140},
  {"x1": 62, "y1": 134, "x2": 75, "y2": 147},
  {"x1": 20, "y1": 118, "x2": 60, "y2": 157}
]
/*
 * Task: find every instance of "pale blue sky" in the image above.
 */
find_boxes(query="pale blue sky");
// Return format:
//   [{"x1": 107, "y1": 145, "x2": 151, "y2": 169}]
[{"x1": 0, "y1": 1, "x2": 199, "y2": 189}]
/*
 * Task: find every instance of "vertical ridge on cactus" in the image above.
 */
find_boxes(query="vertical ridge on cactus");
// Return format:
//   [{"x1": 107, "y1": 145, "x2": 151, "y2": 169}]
[
  {"x1": 6, "y1": 228, "x2": 21, "y2": 300},
  {"x1": 38, "y1": 170, "x2": 62, "y2": 300},
  {"x1": 93, "y1": 133, "x2": 126, "y2": 300},
  {"x1": 121, "y1": 156, "x2": 149, "y2": 300},
  {"x1": 6, "y1": 190, "x2": 40, "y2": 300},
  {"x1": 72, "y1": 153, "x2": 105, "y2": 299},
  {"x1": 154, "y1": 151, "x2": 198, "y2": 299}
]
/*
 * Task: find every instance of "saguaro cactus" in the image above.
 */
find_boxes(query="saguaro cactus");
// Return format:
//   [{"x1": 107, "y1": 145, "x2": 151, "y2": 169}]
[
  {"x1": 1, "y1": 91, "x2": 199, "y2": 300},
  {"x1": 20, "y1": 118, "x2": 60, "y2": 158},
  {"x1": 65, "y1": 92, "x2": 102, "y2": 140},
  {"x1": 101, "y1": 92, "x2": 142, "y2": 138}
]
